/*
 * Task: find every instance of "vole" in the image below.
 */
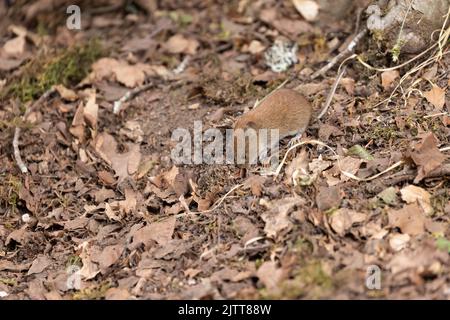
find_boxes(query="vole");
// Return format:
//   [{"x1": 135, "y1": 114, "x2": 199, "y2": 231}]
[{"x1": 233, "y1": 88, "x2": 312, "y2": 165}]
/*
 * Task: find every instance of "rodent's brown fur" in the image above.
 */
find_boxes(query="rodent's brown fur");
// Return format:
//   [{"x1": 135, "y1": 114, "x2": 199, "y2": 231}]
[
  {"x1": 233, "y1": 88, "x2": 312, "y2": 164},
  {"x1": 234, "y1": 88, "x2": 312, "y2": 137}
]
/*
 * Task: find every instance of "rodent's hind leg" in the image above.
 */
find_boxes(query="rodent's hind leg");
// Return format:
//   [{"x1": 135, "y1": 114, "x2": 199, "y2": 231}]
[{"x1": 287, "y1": 133, "x2": 303, "y2": 148}]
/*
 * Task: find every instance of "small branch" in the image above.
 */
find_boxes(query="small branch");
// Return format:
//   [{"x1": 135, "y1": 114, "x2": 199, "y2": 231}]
[
  {"x1": 311, "y1": 27, "x2": 367, "y2": 79},
  {"x1": 13, "y1": 128, "x2": 27, "y2": 173},
  {"x1": 113, "y1": 81, "x2": 154, "y2": 114},
  {"x1": 317, "y1": 65, "x2": 347, "y2": 120},
  {"x1": 113, "y1": 56, "x2": 192, "y2": 114},
  {"x1": 12, "y1": 88, "x2": 55, "y2": 174}
]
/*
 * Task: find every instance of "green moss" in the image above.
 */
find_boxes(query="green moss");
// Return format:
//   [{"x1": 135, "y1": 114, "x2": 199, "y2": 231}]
[
  {"x1": 72, "y1": 282, "x2": 111, "y2": 300},
  {"x1": 1, "y1": 39, "x2": 103, "y2": 103},
  {"x1": 0, "y1": 175, "x2": 22, "y2": 214},
  {"x1": 260, "y1": 260, "x2": 334, "y2": 299}
]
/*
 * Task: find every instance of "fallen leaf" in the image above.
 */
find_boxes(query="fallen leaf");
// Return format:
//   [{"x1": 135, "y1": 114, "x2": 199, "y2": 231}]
[
  {"x1": 388, "y1": 203, "x2": 425, "y2": 236},
  {"x1": 53, "y1": 84, "x2": 78, "y2": 101},
  {"x1": 256, "y1": 261, "x2": 285, "y2": 291},
  {"x1": 113, "y1": 63, "x2": 146, "y2": 88},
  {"x1": 380, "y1": 70, "x2": 399, "y2": 90},
  {"x1": 78, "y1": 242, "x2": 100, "y2": 280},
  {"x1": 377, "y1": 187, "x2": 399, "y2": 205},
  {"x1": 97, "y1": 244, "x2": 124, "y2": 271},
  {"x1": 27, "y1": 255, "x2": 52, "y2": 275},
  {"x1": 3, "y1": 36, "x2": 26, "y2": 57},
  {"x1": 329, "y1": 208, "x2": 366, "y2": 236},
  {"x1": 83, "y1": 90, "x2": 98, "y2": 128},
  {"x1": 164, "y1": 34, "x2": 199, "y2": 55},
  {"x1": 131, "y1": 217, "x2": 176, "y2": 248},
  {"x1": 105, "y1": 287, "x2": 130, "y2": 300},
  {"x1": 316, "y1": 185, "x2": 341, "y2": 212},
  {"x1": 409, "y1": 133, "x2": 446, "y2": 183},
  {"x1": 400, "y1": 185, "x2": 433, "y2": 215},
  {"x1": 261, "y1": 197, "x2": 304, "y2": 238},
  {"x1": 292, "y1": 0, "x2": 319, "y2": 21},
  {"x1": 423, "y1": 85, "x2": 445, "y2": 110},
  {"x1": 243, "y1": 40, "x2": 266, "y2": 54},
  {"x1": 243, "y1": 175, "x2": 266, "y2": 197},
  {"x1": 389, "y1": 233, "x2": 410, "y2": 251},
  {"x1": 95, "y1": 132, "x2": 142, "y2": 182}
]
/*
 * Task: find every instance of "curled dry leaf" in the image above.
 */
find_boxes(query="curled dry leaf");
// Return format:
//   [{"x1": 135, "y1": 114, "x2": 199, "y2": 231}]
[
  {"x1": 423, "y1": 85, "x2": 445, "y2": 110},
  {"x1": 164, "y1": 34, "x2": 199, "y2": 55},
  {"x1": 95, "y1": 132, "x2": 142, "y2": 183},
  {"x1": 77, "y1": 241, "x2": 100, "y2": 280},
  {"x1": 83, "y1": 90, "x2": 99, "y2": 128},
  {"x1": 400, "y1": 185, "x2": 433, "y2": 215},
  {"x1": 329, "y1": 208, "x2": 366, "y2": 236},
  {"x1": 380, "y1": 70, "x2": 399, "y2": 90},
  {"x1": 3, "y1": 36, "x2": 26, "y2": 57},
  {"x1": 27, "y1": 255, "x2": 52, "y2": 275},
  {"x1": 409, "y1": 133, "x2": 446, "y2": 183},
  {"x1": 97, "y1": 244, "x2": 124, "y2": 272},
  {"x1": 130, "y1": 216, "x2": 176, "y2": 249},
  {"x1": 261, "y1": 197, "x2": 304, "y2": 238},
  {"x1": 388, "y1": 203, "x2": 425, "y2": 236}
]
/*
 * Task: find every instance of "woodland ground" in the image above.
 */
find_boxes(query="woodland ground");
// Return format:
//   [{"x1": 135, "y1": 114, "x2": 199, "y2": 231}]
[{"x1": 0, "y1": 0, "x2": 449, "y2": 299}]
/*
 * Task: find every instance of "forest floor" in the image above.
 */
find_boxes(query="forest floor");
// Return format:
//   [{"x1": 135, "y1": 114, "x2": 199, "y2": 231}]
[{"x1": 0, "y1": 0, "x2": 450, "y2": 299}]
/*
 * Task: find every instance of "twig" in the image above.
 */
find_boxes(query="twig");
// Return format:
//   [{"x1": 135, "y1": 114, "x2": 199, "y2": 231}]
[
  {"x1": 317, "y1": 65, "x2": 347, "y2": 120},
  {"x1": 113, "y1": 81, "x2": 154, "y2": 114},
  {"x1": 12, "y1": 88, "x2": 55, "y2": 174},
  {"x1": 311, "y1": 27, "x2": 367, "y2": 79},
  {"x1": 13, "y1": 128, "x2": 27, "y2": 173},
  {"x1": 113, "y1": 55, "x2": 192, "y2": 114},
  {"x1": 175, "y1": 183, "x2": 244, "y2": 217}
]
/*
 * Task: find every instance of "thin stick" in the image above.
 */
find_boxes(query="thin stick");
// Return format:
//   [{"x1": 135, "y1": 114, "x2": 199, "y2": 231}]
[
  {"x1": 311, "y1": 28, "x2": 367, "y2": 79},
  {"x1": 12, "y1": 88, "x2": 55, "y2": 174},
  {"x1": 113, "y1": 81, "x2": 154, "y2": 114},
  {"x1": 13, "y1": 128, "x2": 27, "y2": 173},
  {"x1": 175, "y1": 183, "x2": 244, "y2": 218},
  {"x1": 317, "y1": 65, "x2": 347, "y2": 120}
]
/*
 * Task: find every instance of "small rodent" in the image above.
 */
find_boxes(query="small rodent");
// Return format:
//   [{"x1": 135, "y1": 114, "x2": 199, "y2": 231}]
[{"x1": 233, "y1": 88, "x2": 312, "y2": 164}]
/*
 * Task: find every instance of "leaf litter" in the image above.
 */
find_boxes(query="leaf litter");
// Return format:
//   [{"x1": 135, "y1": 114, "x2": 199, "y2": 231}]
[{"x1": 0, "y1": 0, "x2": 449, "y2": 300}]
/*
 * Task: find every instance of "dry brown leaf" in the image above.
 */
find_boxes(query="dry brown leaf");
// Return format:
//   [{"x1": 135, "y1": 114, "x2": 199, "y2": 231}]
[
  {"x1": 164, "y1": 34, "x2": 199, "y2": 55},
  {"x1": 316, "y1": 185, "x2": 342, "y2": 212},
  {"x1": 3, "y1": 36, "x2": 26, "y2": 57},
  {"x1": 388, "y1": 203, "x2": 425, "y2": 236},
  {"x1": 78, "y1": 242, "x2": 100, "y2": 280},
  {"x1": 27, "y1": 255, "x2": 52, "y2": 275},
  {"x1": 131, "y1": 216, "x2": 176, "y2": 248},
  {"x1": 113, "y1": 63, "x2": 146, "y2": 88},
  {"x1": 83, "y1": 90, "x2": 98, "y2": 128},
  {"x1": 242, "y1": 40, "x2": 266, "y2": 54},
  {"x1": 423, "y1": 85, "x2": 445, "y2": 110},
  {"x1": 105, "y1": 287, "x2": 131, "y2": 300},
  {"x1": 400, "y1": 185, "x2": 433, "y2": 215},
  {"x1": 409, "y1": 133, "x2": 446, "y2": 183},
  {"x1": 389, "y1": 233, "x2": 410, "y2": 252},
  {"x1": 381, "y1": 70, "x2": 399, "y2": 90},
  {"x1": 97, "y1": 244, "x2": 124, "y2": 271},
  {"x1": 256, "y1": 261, "x2": 285, "y2": 291},
  {"x1": 292, "y1": 0, "x2": 319, "y2": 21},
  {"x1": 53, "y1": 84, "x2": 78, "y2": 101},
  {"x1": 261, "y1": 197, "x2": 304, "y2": 238},
  {"x1": 95, "y1": 132, "x2": 142, "y2": 182},
  {"x1": 329, "y1": 208, "x2": 366, "y2": 236}
]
